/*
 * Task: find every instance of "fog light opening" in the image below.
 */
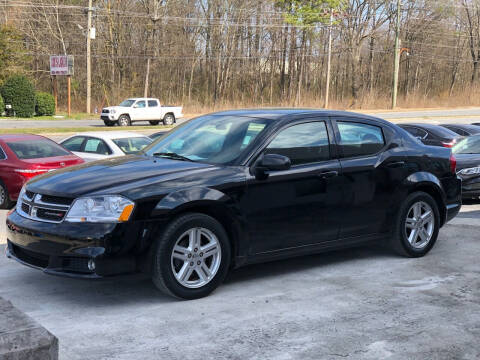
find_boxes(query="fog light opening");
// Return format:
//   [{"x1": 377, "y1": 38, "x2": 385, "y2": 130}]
[{"x1": 88, "y1": 259, "x2": 96, "y2": 271}]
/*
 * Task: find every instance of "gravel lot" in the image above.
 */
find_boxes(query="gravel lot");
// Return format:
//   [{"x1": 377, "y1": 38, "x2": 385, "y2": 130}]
[{"x1": 0, "y1": 202, "x2": 479, "y2": 359}]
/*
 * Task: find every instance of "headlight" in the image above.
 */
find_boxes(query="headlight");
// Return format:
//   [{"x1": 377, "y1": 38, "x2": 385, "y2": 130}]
[
  {"x1": 110, "y1": 109, "x2": 116, "y2": 114},
  {"x1": 65, "y1": 196, "x2": 134, "y2": 223},
  {"x1": 16, "y1": 186, "x2": 26, "y2": 213},
  {"x1": 458, "y1": 166, "x2": 480, "y2": 177}
]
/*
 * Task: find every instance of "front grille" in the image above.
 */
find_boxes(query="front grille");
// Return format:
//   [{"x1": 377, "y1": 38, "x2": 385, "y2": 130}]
[
  {"x1": 17, "y1": 190, "x2": 72, "y2": 223},
  {"x1": 102, "y1": 109, "x2": 109, "y2": 114},
  {"x1": 62, "y1": 257, "x2": 92, "y2": 273},
  {"x1": 21, "y1": 203, "x2": 30, "y2": 215},
  {"x1": 12, "y1": 244, "x2": 49, "y2": 268}
]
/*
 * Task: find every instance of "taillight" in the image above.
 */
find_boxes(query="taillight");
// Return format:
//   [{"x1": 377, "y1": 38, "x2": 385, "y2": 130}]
[
  {"x1": 450, "y1": 154, "x2": 457, "y2": 174},
  {"x1": 14, "y1": 169, "x2": 48, "y2": 179},
  {"x1": 442, "y1": 141, "x2": 456, "y2": 148}
]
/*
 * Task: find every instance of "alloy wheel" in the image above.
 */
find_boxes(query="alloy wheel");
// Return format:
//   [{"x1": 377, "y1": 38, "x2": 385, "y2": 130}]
[
  {"x1": 405, "y1": 201, "x2": 435, "y2": 249},
  {"x1": 170, "y1": 227, "x2": 222, "y2": 289}
]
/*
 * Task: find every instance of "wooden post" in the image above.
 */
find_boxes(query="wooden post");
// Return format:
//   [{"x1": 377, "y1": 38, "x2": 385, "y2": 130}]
[
  {"x1": 53, "y1": 76, "x2": 58, "y2": 111},
  {"x1": 67, "y1": 75, "x2": 71, "y2": 117}
]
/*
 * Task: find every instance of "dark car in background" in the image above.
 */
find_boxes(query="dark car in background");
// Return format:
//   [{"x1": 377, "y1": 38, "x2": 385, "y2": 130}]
[
  {"x1": 5, "y1": 110, "x2": 461, "y2": 299},
  {"x1": 453, "y1": 135, "x2": 480, "y2": 199},
  {"x1": 398, "y1": 123, "x2": 463, "y2": 148},
  {"x1": 440, "y1": 124, "x2": 480, "y2": 137},
  {"x1": 0, "y1": 134, "x2": 84, "y2": 209}
]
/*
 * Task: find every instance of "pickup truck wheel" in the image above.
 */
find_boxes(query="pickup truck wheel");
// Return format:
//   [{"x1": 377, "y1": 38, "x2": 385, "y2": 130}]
[
  {"x1": 0, "y1": 181, "x2": 13, "y2": 209},
  {"x1": 103, "y1": 120, "x2": 115, "y2": 127},
  {"x1": 118, "y1": 115, "x2": 131, "y2": 126},
  {"x1": 149, "y1": 121, "x2": 160, "y2": 125},
  {"x1": 152, "y1": 213, "x2": 231, "y2": 300},
  {"x1": 390, "y1": 191, "x2": 440, "y2": 257},
  {"x1": 163, "y1": 113, "x2": 175, "y2": 126}
]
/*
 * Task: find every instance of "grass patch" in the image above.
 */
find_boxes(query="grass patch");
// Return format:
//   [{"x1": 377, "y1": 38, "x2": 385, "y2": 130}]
[
  {"x1": 0, "y1": 125, "x2": 173, "y2": 135},
  {"x1": 0, "y1": 112, "x2": 99, "y2": 121}
]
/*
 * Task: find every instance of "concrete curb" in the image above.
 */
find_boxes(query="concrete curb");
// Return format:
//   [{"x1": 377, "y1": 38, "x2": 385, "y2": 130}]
[{"x1": 0, "y1": 297, "x2": 58, "y2": 360}]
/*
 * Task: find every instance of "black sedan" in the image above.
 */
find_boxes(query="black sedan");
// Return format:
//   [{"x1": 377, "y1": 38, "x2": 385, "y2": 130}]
[
  {"x1": 5, "y1": 109, "x2": 462, "y2": 299},
  {"x1": 441, "y1": 124, "x2": 480, "y2": 137},
  {"x1": 398, "y1": 123, "x2": 463, "y2": 148},
  {"x1": 453, "y1": 135, "x2": 480, "y2": 199}
]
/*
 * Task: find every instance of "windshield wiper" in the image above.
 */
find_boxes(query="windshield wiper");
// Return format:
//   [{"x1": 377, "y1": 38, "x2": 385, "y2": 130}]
[{"x1": 152, "y1": 152, "x2": 194, "y2": 162}]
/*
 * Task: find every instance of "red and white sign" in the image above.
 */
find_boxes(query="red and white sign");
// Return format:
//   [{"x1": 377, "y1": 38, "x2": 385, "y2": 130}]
[{"x1": 50, "y1": 55, "x2": 74, "y2": 75}]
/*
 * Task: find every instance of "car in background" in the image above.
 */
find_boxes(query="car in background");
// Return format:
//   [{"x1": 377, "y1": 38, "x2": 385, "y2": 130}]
[
  {"x1": 440, "y1": 124, "x2": 480, "y2": 137},
  {"x1": 398, "y1": 123, "x2": 463, "y2": 148},
  {"x1": 100, "y1": 98, "x2": 183, "y2": 127},
  {"x1": 6, "y1": 110, "x2": 461, "y2": 299},
  {"x1": 453, "y1": 135, "x2": 480, "y2": 199},
  {"x1": 0, "y1": 134, "x2": 84, "y2": 209},
  {"x1": 60, "y1": 132, "x2": 153, "y2": 162}
]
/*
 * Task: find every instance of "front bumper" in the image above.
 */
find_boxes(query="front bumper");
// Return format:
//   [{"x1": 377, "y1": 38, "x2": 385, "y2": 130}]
[
  {"x1": 101, "y1": 114, "x2": 118, "y2": 121},
  {"x1": 5, "y1": 210, "x2": 139, "y2": 278}
]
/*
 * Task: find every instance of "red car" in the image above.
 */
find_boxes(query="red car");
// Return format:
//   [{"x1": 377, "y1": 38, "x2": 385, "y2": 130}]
[{"x1": 0, "y1": 134, "x2": 84, "y2": 209}]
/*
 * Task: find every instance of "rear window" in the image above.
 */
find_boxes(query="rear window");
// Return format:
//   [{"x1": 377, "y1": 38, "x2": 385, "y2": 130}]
[
  {"x1": 428, "y1": 125, "x2": 459, "y2": 138},
  {"x1": 6, "y1": 139, "x2": 70, "y2": 159},
  {"x1": 113, "y1": 137, "x2": 152, "y2": 154}
]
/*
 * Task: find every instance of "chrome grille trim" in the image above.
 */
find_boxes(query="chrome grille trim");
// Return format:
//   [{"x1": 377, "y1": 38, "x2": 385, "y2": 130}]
[{"x1": 17, "y1": 191, "x2": 71, "y2": 224}]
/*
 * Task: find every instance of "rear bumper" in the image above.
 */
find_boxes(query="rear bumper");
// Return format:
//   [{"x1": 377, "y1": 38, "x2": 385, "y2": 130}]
[{"x1": 5, "y1": 210, "x2": 139, "y2": 278}]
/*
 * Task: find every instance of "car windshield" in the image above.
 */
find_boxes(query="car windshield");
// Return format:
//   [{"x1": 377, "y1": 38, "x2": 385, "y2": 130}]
[
  {"x1": 6, "y1": 139, "x2": 71, "y2": 159},
  {"x1": 453, "y1": 135, "x2": 480, "y2": 154},
  {"x1": 119, "y1": 99, "x2": 135, "y2": 107},
  {"x1": 143, "y1": 115, "x2": 272, "y2": 164},
  {"x1": 113, "y1": 137, "x2": 153, "y2": 154}
]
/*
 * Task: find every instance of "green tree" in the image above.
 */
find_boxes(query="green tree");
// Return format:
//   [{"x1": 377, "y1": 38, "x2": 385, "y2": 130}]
[
  {"x1": 0, "y1": 75, "x2": 36, "y2": 118},
  {"x1": 0, "y1": 26, "x2": 28, "y2": 84},
  {"x1": 277, "y1": 0, "x2": 345, "y2": 27},
  {"x1": 0, "y1": 94, "x2": 4, "y2": 116}
]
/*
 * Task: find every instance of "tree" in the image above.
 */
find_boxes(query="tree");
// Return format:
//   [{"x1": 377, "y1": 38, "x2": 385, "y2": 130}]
[
  {"x1": 1, "y1": 75, "x2": 36, "y2": 118},
  {"x1": 0, "y1": 26, "x2": 28, "y2": 83}
]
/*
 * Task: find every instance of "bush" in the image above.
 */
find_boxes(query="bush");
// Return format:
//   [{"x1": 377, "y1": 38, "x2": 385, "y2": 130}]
[
  {"x1": 0, "y1": 75, "x2": 35, "y2": 117},
  {"x1": 0, "y1": 94, "x2": 4, "y2": 116},
  {"x1": 35, "y1": 91, "x2": 55, "y2": 116}
]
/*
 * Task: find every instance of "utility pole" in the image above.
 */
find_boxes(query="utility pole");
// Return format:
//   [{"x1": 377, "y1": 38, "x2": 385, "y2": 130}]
[
  {"x1": 324, "y1": 9, "x2": 333, "y2": 109},
  {"x1": 144, "y1": 58, "x2": 150, "y2": 98},
  {"x1": 392, "y1": 0, "x2": 401, "y2": 109},
  {"x1": 86, "y1": 0, "x2": 93, "y2": 114}
]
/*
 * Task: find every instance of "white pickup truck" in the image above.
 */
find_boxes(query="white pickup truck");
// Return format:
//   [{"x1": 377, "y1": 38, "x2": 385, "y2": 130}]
[{"x1": 100, "y1": 98, "x2": 183, "y2": 127}]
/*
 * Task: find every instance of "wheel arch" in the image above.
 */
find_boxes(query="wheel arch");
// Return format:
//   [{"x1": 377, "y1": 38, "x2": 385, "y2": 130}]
[{"x1": 404, "y1": 172, "x2": 447, "y2": 227}]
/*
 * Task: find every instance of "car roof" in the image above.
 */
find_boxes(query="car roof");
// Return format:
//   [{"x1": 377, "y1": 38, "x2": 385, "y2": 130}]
[
  {"x1": 0, "y1": 134, "x2": 50, "y2": 142},
  {"x1": 125, "y1": 98, "x2": 158, "y2": 101},
  {"x1": 444, "y1": 124, "x2": 480, "y2": 131},
  {"x1": 208, "y1": 108, "x2": 388, "y2": 123},
  {"x1": 66, "y1": 131, "x2": 150, "y2": 140}
]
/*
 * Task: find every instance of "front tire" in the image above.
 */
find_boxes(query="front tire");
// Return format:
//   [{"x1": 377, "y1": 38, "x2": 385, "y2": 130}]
[
  {"x1": 390, "y1": 191, "x2": 440, "y2": 257},
  {"x1": 163, "y1": 113, "x2": 175, "y2": 126},
  {"x1": 152, "y1": 213, "x2": 231, "y2": 300},
  {"x1": 118, "y1": 115, "x2": 131, "y2": 126},
  {"x1": 0, "y1": 181, "x2": 13, "y2": 209}
]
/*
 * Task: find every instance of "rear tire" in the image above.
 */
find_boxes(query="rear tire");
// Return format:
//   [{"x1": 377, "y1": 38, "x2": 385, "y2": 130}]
[
  {"x1": 118, "y1": 115, "x2": 131, "y2": 126},
  {"x1": 149, "y1": 120, "x2": 160, "y2": 125},
  {"x1": 390, "y1": 191, "x2": 440, "y2": 257},
  {"x1": 151, "y1": 213, "x2": 231, "y2": 300},
  {"x1": 163, "y1": 113, "x2": 175, "y2": 126},
  {"x1": 0, "y1": 181, "x2": 14, "y2": 210}
]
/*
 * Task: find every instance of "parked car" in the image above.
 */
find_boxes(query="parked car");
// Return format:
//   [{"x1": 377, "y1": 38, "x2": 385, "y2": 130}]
[
  {"x1": 60, "y1": 132, "x2": 152, "y2": 162},
  {"x1": 440, "y1": 124, "x2": 480, "y2": 136},
  {"x1": 100, "y1": 98, "x2": 183, "y2": 127},
  {"x1": 398, "y1": 123, "x2": 463, "y2": 148},
  {"x1": 452, "y1": 135, "x2": 480, "y2": 199},
  {"x1": 0, "y1": 134, "x2": 84, "y2": 209},
  {"x1": 6, "y1": 110, "x2": 461, "y2": 299}
]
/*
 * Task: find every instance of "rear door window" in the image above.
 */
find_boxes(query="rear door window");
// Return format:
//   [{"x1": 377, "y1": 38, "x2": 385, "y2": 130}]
[
  {"x1": 337, "y1": 122, "x2": 385, "y2": 158},
  {"x1": 82, "y1": 138, "x2": 112, "y2": 155},
  {"x1": 148, "y1": 100, "x2": 159, "y2": 107}
]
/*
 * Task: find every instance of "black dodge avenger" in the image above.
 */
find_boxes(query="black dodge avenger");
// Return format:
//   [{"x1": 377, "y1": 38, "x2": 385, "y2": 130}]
[{"x1": 5, "y1": 109, "x2": 462, "y2": 299}]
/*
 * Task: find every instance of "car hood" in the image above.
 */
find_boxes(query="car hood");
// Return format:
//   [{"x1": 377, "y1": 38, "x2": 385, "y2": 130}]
[
  {"x1": 26, "y1": 155, "x2": 213, "y2": 198},
  {"x1": 103, "y1": 106, "x2": 130, "y2": 111},
  {"x1": 455, "y1": 153, "x2": 480, "y2": 170}
]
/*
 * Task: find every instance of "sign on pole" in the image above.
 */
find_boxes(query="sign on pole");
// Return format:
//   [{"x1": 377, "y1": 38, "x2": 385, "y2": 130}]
[{"x1": 50, "y1": 55, "x2": 74, "y2": 76}]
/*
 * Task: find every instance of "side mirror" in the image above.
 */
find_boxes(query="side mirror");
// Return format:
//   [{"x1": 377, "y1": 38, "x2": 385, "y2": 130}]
[{"x1": 253, "y1": 153, "x2": 291, "y2": 179}]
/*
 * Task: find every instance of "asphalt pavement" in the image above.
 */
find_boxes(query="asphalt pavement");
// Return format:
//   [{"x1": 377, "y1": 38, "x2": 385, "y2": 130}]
[{"x1": 0, "y1": 203, "x2": 479, "y2": 359}]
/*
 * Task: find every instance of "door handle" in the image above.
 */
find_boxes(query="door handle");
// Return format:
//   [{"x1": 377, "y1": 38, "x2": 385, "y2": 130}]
[
  {"x1": 318, "y1": 171, "x2": 338, "y2": 179},
  {"x1": 387, "y1": 161, "x2": 405, "y2": 168}
]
